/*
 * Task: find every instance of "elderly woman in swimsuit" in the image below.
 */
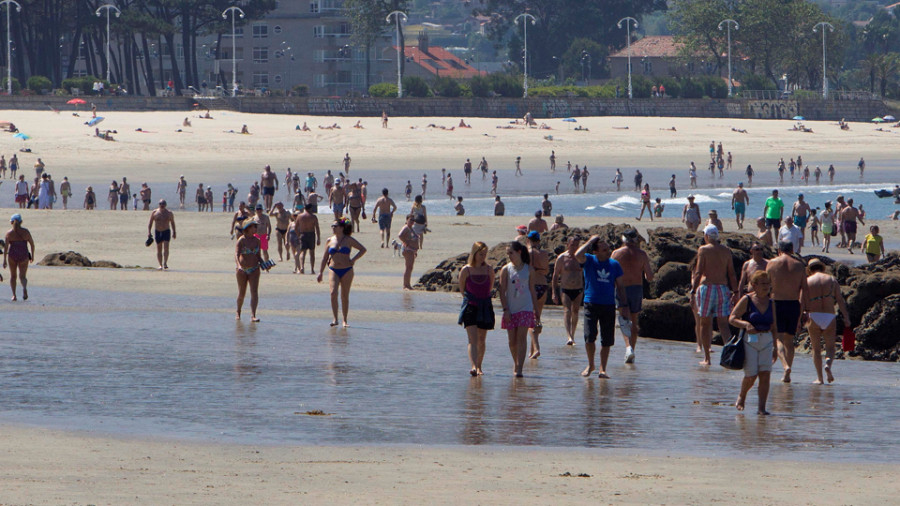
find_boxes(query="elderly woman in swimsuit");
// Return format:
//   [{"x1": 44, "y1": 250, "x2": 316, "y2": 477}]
[
  {"x1": 397, "y1": 214, "x2": 419, "y2": 290},
  {"x1": 235, "y1": 220, "x2": 263, "y2": 322},
  {"x1": 317, "y1": 216, "x2": 366, "y2": 327},
  {"x1": 805, "y1": 259, "x2": 850, "y2": 384},
  {"x1": 3, "y1": 214, "x2": 34, "y2": 301},
  {"x1": 729, "y1": 270, "x2": 777, "y2": 415}
]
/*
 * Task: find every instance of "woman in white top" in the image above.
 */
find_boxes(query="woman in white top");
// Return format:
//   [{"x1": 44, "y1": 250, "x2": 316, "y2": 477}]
[
  {"x1": 820, "y1": 201, "x2": 835, "y2": 253},
  {"x1": 499, "y1": 241, "x2": 537, "y2": 377}
]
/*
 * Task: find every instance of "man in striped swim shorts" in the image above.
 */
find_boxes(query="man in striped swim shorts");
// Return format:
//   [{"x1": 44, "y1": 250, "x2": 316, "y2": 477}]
[{"x1": 691, "y1": 225, "x2": 738, "y2": 366}]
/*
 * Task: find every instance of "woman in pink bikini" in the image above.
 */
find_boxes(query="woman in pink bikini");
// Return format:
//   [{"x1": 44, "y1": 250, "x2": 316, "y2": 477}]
[{"x1": 3, "y1": 214, "x2": 34, "y2": 301}]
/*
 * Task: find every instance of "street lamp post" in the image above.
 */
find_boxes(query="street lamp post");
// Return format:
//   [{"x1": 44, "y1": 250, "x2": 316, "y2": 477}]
[
  {"x1": 617, "y1": 16, "x2": 638, "y2": 99},
  {"x1": 581, "y1": 50, "x2": 591, "y2": 85},
  {"x1": 514, "y1": 13, "x2": 536, "y2": 98},
  {"x1": 96, "y1": 3, "x2": 121, "y2": 84},
  {"x1": 813, "y1": 21, "x2": 835, "y2": 99},
  {"x1": 0, "y1": 0, "x2": 21, "y2": 95},
  {"x1": 222, "y1": 6, "x2": 245, "y2": 97},
  {"x1": 386, "y1": 10, "x2": 407, "y2": 98},
  {"x1": 718, "y1": 19, "x2": 739, "y2": 97}
]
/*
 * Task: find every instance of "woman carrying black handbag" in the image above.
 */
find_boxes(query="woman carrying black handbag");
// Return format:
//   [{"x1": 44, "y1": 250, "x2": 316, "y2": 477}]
[{"x1": 728, "y1": 270, "x2": 778, "y2": 415}]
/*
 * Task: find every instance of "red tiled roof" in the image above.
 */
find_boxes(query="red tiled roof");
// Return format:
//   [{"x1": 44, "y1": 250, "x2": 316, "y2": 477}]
[
  {"x1": 395, "y1": 45, "x2": 486, "y2": 79},
  {"x1": 608, "y1": 35, "x2": 681, "y2": 58}
]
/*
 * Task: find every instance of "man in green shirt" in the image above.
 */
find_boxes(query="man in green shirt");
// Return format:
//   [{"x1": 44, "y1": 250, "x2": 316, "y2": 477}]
[{"x1": 764, "y1": 189, "x2": 784, "y2": 245}]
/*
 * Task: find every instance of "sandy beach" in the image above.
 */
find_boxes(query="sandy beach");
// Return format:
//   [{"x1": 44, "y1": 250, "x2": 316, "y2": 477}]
[{"x1": 1, "y1": 109, "x2": 899, "y2": 501}]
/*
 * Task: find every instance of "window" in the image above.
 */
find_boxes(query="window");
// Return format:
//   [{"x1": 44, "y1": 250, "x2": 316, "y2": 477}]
[
  {"x1": 310, "y1": 2, "x2": 319, "y2": 13},
  {"x1": 642, "y1": 59, "x2": 652, "y2": 74},
  {"x1": 314, "y1": 25, "x2": 324, "y2": 38},
  {"x1": 220, "y1": 47, "x2": 244, "y2": 60},
  {"x1": 224, "y1": 27, "x2": 244, "y2": 37},
  {"x1": 252, "y1": 72, "x2": 269, "y2": 87},
  {"x1": 253, "y1": 47, "x2": 268, "y2": 64},
  {"x1": 252, "y1": 24, "x2": 268, "y2": 39}
]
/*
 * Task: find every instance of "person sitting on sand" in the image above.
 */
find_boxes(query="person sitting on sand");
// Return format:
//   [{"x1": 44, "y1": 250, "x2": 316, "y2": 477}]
[
  {"x1": 301, "y1": 122, "x2": 310, "y2": 131},
  {"x1": 183, "y1": 117, "x2": 191, "y2": 127},
  {"x1": 353, "y1": 120, "x2": 363, "y2": 129},
  {"x1": 458, "y1": 119, "x2": 471, "y2": 128},
  {"x1": 889, "y1": 210, "x2": 900, "y2": 220},
  {"x1": 574, "y1": 125, "x2": 589, "y2": 131},
  {"x1": 6, "y1": 122, "x2": 17, "y2": 132},
  {"x1": 240, "y1": 124, "x2": 250, "y2": 134},
  {"x1": 203, "y1": 111, "x2": 213, "y2": 119},
  {"x1": 539, "y1": 123, "x2": 551, "y2": 130}
]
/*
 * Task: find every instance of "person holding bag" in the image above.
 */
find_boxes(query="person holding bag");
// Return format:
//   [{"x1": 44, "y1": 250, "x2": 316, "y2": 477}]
[{"x1": 729, "y1": 270, "x2": 778, "y2": 415}]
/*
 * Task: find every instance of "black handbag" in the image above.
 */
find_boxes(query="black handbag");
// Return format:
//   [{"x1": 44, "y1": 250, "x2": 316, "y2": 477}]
[{"x1": 720, "y1": 331, "x2": 745, "y2": 370}]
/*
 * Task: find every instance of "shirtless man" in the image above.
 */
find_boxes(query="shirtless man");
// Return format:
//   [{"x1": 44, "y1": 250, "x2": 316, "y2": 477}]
[
  {"x1": 611, "y1": 229, "x2": 654, "y2": 364},
  {"x1": 731, "y1": 182, "x2": 749, "y2": 230},
  {"x1": 766, "y1": 241, "x2": 808, "y2": 383},
  {"x1": 541, "y1": 194, "x2": 552, "y2": 217},
  {"x1": 791, "y1": 194, "x2": 811, "y2": 248},
  {"x1": 117, "y1": 177, "x2": 130, "y2": 210},
  {"x1": 551, "y1": 236, "x2": 584, "y2": 346},
  {"x1": 269, "y1": 202, "x2": 292, "y2": 262},
  {"x1": 463, "y1": 158, "x2": 472, "y2": 184},
  {"x1": 140, "y1": 182, "x2": 152, "y2": 210},
  {"x1": 527, "y1": 210, "x2": 548, "y2": 234},
  {"x1": 527, "y1": 231, "x2": 550, "y2": 359},
  {"x1": 195, "y1": 183, "x2": 207, "y2": 212},
  {"x1": 690, "y1": 225, "x2": 737, "y2": 366},
  {"x1": 284, "y1": 168, "x2": 294, "y2": 197},
  {"x1": 549, "y1": 150, "x2": 556, "y2": 172},
  {"x1": 59, "y1": 176, "x2": 71, "y2": 209},
  {"x1": 176, "y1": 175, "x2": 187, "y2": 208},
  {"x1": 840, "y1": 198, "x2": 864, "y2": 254},
  {"x1": 148, "y1": 199, "x2": 176, "y2": 270},
  {"x1": 329, "y1": 180, "x2": 346, "y2": 219},
  {"x1": 738, "y1": 242, "x2": 768, "y2": 299},
  {"x1": 343, "y1": 153, "x2": 351, "y2": 174},
  {"x1": 253, "y1": 203, "x2": 273, "y2": 262},
  {"x1": 805, "y1": 259, "x2": 850, "y2": 385},
  {"x1": 372, "y1": 188, "x2": 397, "y2": 248},
  {"x1": 293, "y1": 204, "x2": 320, "y2": 274},
  {"x1": 260, "y1": 165, "x2": 279, "y2": 212}
]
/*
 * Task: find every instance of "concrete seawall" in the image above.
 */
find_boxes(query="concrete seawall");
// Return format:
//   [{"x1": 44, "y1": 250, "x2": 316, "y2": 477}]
[{"x1": 0, "y1": 95, "x2": 885, "y2": 121}]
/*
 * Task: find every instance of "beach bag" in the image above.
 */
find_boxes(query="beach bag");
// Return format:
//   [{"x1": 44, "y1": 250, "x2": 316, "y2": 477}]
[{"x1": 720, "y1": 331, "x2": 745, "y2": 370}]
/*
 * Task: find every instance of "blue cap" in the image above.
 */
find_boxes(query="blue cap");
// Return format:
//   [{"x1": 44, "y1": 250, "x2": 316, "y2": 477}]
[
  {"x1": 10, "y1": 213, "x2": 21, "y2": 223},
  {"x1": 527, "y1": 231, "x2": 540, "y2": 241}
]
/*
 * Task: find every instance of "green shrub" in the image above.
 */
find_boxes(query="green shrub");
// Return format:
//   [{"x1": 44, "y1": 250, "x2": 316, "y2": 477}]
[
  {"x1": 626, "y1": 75, "x2": 653, "y2": 98},
  {"x1": 368, "y1": 82, "x2": 398, "y2": 97},
  {"x1": 656, "y1": 76, "x2": 681, "y2": 98},
  {"x1": 469, "y1": 75, "x2": 491, "y2": 97},
  {"x1": 61, "y1": 75, "x2": 107, "y2": 94},
  {"x1": 26, "y1": 75, "x2": 52, "y2": 93},
  {"x1": 458, "y1": 83, "x2": 473, "y2": 98},
  {"x1": 432, "y1": 77, "x2": 462, "y2": 97},
  {"x1": 792, "y1": 89, "x2": 821, "y2": 100},
  {"x1": 696, "y1": 75, "x2": 727, "y2": 98},
  {"x1": 402, "y1": 76, "x2": 431, "y2": 97},
  {"x1": 1, "y1": 77, "x2": 20, "y2": 94},
  {"x1": 489, "y1": 73, "x2": 524, "y2": 97},
  {"x1": 292, "y1": 84, "x2": 309, "y2": 97},
  {"x1": 740, "y1": 73, "x2": 777, "y2": 91},
  {"x1": 680, "y1": 78, "x2": 704, "y2": 98}
]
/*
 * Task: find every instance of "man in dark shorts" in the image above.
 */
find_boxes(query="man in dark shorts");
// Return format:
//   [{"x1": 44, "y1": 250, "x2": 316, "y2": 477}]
[
  {"x1": 140, "y1": 182, "x2": 152, "y2": 210},
  {"x1": 575, "y1": 235, "x2": 625, "y2": 378},
  {"x1": 763, "y1": 189, "x2": 784, "y2": 245},
  {"x1": 148, "y1": 199, "x2": 176, "y2": 270},
  {"x1": 293, "y1": 204, "x2": 320, "y2": 274},
  {"x1": 119, "y1": 177, "x2": 130, "y2": 210},
  {"x1": 260, "y1": 164, "x2": 279, "y2": 212},
  {"x1": 371, "y1": 188, "x2": 397, "y2": 248},
  {"x1": 766, "y1": 241, "x2": 809, "y2": 383},
  {"x1": 269, "y1": 202, "x2": 292, "y2": 262},
  {"x1": 611, "y1": 229, "x2": 654, "y2": 364},
  {"x1": 463, "y1": 158, "x2": 472, "y2": 184}
]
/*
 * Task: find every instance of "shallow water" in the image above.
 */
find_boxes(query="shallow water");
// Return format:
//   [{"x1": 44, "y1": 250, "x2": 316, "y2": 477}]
[{"x1": 0, "y1": 287, "x2": 897, "y2": 462}]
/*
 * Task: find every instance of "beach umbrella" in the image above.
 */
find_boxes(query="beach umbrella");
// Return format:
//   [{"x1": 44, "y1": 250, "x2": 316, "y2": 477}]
[
  {"x1": 871, "y1": 117, "x2": 885, "y2": 123},
  {"x1": 67, "y1": 98, "x2": 86, "y2": 105},
  {"x1": 88, "y1": 116, "x2": 105, "y2": 126},
  {"x1": 884, "y1": 115, "x2": 896, "y2": 121},
  {"x1": 562, "y1": 118, "x2": 577, "y2": 122},
  {"x1": 13, "y1": 132, "x2": 29, "y2": 140},
  {"x1": 792, "y1": 116, "x2": 804, "y2": 120}
]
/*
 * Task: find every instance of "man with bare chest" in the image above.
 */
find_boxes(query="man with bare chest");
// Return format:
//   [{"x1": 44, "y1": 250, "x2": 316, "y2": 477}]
[
  {"x1": 731, "y1": 182, "x2": 749, "y2": 229},
  {"x1": 611, "y1": 229, "x2": 654, "y2": 364},
  {"x1": 269, "y1": 202, "x2": 292, "y2": 262},
  {"x1": 293, "y1": 204, "x2": 320, "y2": 274},
  {"x1": 260, "y1": 165, "x2": 279, "y2": 212},
  {"x1": 527, "y1": 231, "x2": 550, "y2": 360},
  {"x1": 691, "y1": 225, "x2": 737, "y2": 366},
  {"x1": 766, "y1": 241, "x2": 809, "y2": 383},
  {"x1": 552, "y1": 236, "x2": 584, "y2": 346},
  {"x1": 253, "y1": 203, "x2": 273, "y2": 262},
  {"x1": 148, "y1": 200, "x2": 176, "y2": 270}
]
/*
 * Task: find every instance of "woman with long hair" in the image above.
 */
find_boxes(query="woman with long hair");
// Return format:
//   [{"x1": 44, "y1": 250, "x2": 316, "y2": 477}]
[
  {"x1": 3, "y1": 214, "x2": 34, "y2": 301},
  {"x1": 458, "y1": 241, "x2": 495, "y2": 376},
  {"x1": 499, "y1": 241, "x2": 537, "y2": 377},
  {"x1": 108, "y1": 180, "x2": 119, "y2": 210},
  {"x1": 235, "y1": 220, "x2": 263, "y2": 322},
  {"x1": 637, "y1": 183, "x2": 653, "y2": 221},
  {"x1": 397, "y1": 214, "x2": 419, "y2": 289},
  {"x1": 410, "y1": 194, "x2": 428, "y2": 249},
  {"x1": 317, "y1": 216, "x2": 366, "y2": 327}
]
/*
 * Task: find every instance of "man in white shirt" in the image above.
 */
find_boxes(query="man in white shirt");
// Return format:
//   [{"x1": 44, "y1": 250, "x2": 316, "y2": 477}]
[
  {"x1": 778, "y1": 219, "x2": 803, "y2": 255},
  {"x1": 14, "y1": 175, "x2": 28, "y2": 209}
]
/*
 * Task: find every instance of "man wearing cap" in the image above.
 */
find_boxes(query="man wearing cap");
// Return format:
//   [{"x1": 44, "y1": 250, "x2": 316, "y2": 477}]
[
  {"x1": 515, "y1": 224, "x2": 528, "y2": 244},
  {"x1": 253, "y1": 203, "x2": 273, "y2": 261},
  {"x1": 269, "y1": 202, "x2": 292, "y2": 262},
  {"x1": 763, "y1": 189, "x2": 784, "y2": 245},
  {"x1": 611, "y1": 229, "x2": 654, "y2": 364},
  {"x1": 527, "y1": 210, "x2": 548, "y2": 234},
  {"x1": 682, "y1": 195, "x2": 701, "y2": 231},
  {"x1": 731, "y1": 182, "x2": 749, "y2": 230},
  {"x1": 766, "y1": 240, "x2": 809, "y2": 383},
  {"x1": 260, "y1": 165, "x2": 279, "y2": 212},
  {"x1": 176, "y1": 176, "x2": 187, "y2": 208},
  {"x1": 778, "y1": 215, "x2": 803, "y2": 254},
  {"x1": 791, "y1": 194, "x2": 811, "y2": 248},
  {"x1": 148, "y1": 200, "x2": 176, "y2": 270},
  {"x1": 707, "y1": 210, "x2": 724, "y2": 232},
  {"x1": 527, "y1": 230, "x2": 550, "y2": 359},
  {"x1": 690, "y1": 224, "x2": 737, "y2": 366}
]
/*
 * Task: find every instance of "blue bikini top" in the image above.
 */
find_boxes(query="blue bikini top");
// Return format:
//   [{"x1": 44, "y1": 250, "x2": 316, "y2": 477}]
[
  {"x1": 328, "y1": 239, "x2": 351, "y2": 255},
  {"x1": 746, "y1": 298, "x2": 773, "y2": 332}
]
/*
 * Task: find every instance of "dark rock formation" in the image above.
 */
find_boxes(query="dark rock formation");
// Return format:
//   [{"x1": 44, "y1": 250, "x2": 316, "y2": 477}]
[
  {"x1": 638, "y1": 297, "x2": 695, "y2": 342},
  {"x1": 853, "y1": 294, "x2": 900, "y2": 361},
  {"x1": 38, "y1": 251, "x2": 121, "y2": 269},
  {"x1": 649, "y1": 262, "x2": 691, "y2": 298}
]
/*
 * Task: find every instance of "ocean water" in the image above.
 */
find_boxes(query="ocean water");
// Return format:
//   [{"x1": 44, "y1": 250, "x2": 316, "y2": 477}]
[{"x1": 0, "y1": 287, "x2": 897, "y2": 462}]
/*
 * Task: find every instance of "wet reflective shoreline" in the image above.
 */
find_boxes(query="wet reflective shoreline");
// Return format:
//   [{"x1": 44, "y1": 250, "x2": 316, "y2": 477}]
[{"x1": 0, "y1": 287, "x2": 897, "y2": 462}]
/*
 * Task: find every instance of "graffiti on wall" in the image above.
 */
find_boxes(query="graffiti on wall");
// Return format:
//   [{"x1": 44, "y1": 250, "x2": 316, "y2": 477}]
[
  {"x1": 726, "y1": 103, "x2": 742, "y2": 116},
  {"x1": 747, "y1": 100, "x2": 798, "y2": 119},
  {"x1": 308, "y1": 98, "x2": 357, "y2": 114}
]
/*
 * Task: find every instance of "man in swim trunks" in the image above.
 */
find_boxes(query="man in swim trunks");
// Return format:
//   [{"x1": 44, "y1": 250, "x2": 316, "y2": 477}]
[
  {"x1": 691, "y1": 225, "x2": 737, "y2": 366},
  {"x1": 305, "y1": 172, "x2": 317, "y2": 194},
  {"x1": 575, "y1": 236, "x2": 626, "y2": 378},
  {"x1": 329, "y1": 180, "x2": 346, "y2": 219},
  {"x1": 293, "y1": 203, "x2": 320, "y2": 274},
  {"x1": 738, "y1": 242, "x2": 768, "y2": 299},
  {"x1": 260, "y1": 164, "x2": 279, "y2": 212},
  {"x1": 527, "y1": 231, "x2": 550, "y2": 360},
  {"x1": 343, "y1": 153, "x2": 351, "y2": 174},
  {"x1": 148, "y1": 199, "x2": 176, "y2": 270},
  {"x1": 14, "y1": 175, "x2": 28, "y2": 209},
  {"x1": 527, "y1": 210, "x2": 548, "y2": 234},
  {"x1": 611, "y1": 228, "x2": 654, "y2": 364},
  {"x1": 839, "y1": 198, "x2": 864, "y2": 254},
  {"x1": 494, "y1": 196, "x2": 505, "y2": 216},
  {"x1": 763, "y1": 189, "x2": 784, "y2": 245},
  {"x1": 119, "y1": 177, "x2": 130, "y2": 210},
  {"x1": 269, "y1": 202, "x2": 292, "y2": 262},
  {"x1": 140, "y1": 182, "x2": 152, "y2": 210},
  {"x1": 552, "y1": 235, "x2": 584, "y2": 346},
  {"x1": 766, "y1": 241, "x2": 809, "y2": 383},
  {"x1": 195, "y1": 183, "x2": 207, "y2": 212},
  {"x1": 176, "y1": 175, "x2": 187, "y2": 208},
  {"x1": 731, "y1": 182, "x2": 749, "y2": 230},
  {"x1": 253, "y1": 203, "x2": 273, "y2": 262},
  {"x1": 371, "y1": 188, "x2": 397, "y2": 248},
  {"x1": 791, "y1": 193, "x2": 811, "y2": 248},
  {"x1": 541, "y1": 194, "x2": 552, "y2": 217}
]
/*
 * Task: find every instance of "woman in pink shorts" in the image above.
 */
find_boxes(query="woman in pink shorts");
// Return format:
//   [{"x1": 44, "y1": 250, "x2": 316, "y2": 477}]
[{"x1": 499, "y1": 241, "x2": 537, "y2": 377}]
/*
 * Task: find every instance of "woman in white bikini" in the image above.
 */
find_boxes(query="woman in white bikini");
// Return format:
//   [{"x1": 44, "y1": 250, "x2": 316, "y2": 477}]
[{"x1": 805, "y1": 259, "x2": 850, "y2": 384}]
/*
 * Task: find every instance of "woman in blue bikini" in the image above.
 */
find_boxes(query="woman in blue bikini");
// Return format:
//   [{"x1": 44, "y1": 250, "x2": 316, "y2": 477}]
[
  {"x1": 317, "y1": 217, "x2": 366, "y2": 327},
  {"x1": 235, "y1": 220, "x2": 263, "y2": 322}
]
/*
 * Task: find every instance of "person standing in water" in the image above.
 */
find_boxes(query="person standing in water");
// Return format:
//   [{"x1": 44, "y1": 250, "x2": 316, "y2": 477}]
[
  {"x1": 499, "y1": 241, "x2": 537, "y2": 377},
  {"x1": 317, "y1": 217, "x2": 367, "y2": 328},
  {"x1": 458, "y1": 242, "x2": 495, "y2": 376},
  {"x1": 3, "y1": 214, "x2": 34, "y2": 301},
  {"x1": 551, "y1": 236, "x2": 584, "y2": 346},
  {"x1": 234, "y1": 220, "x2": 263, "y2": 322}
]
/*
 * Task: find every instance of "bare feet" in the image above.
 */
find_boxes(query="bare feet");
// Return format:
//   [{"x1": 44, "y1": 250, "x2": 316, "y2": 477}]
[
  {"x1": 342, "y1": 321, "x2": 350, "y2": 328},
  {"x1": 758, "y1": 409, "x2": 770, "y2": 415},
  {"x1": 329, "y1": 321, "x2": 339, "y2": 327},
  {"x1": 699, "y1": 359, "x2": 711, "y2": 366},
  {"x1": 476, "y1": 369, "x2": 484, "y2": 376},
  {"x1": 782, "y1": 368, "x2": 792, "y2": 383},
  {"x1": 566, "y1": 339, "x2": 575, "y2": 346},
  {"x1": 825, "y1": 363, "x2": 835, "y2": 383},
  {"x1": 235, "y1": 312, "x2": 241, "y2": 320},
  {"x1": 813, "y1": 379, "x2": 824, "y2": 385},
  {"x1": 581, "y1": 365, "x2": 594, "y2": 377},
  {"x1": 10, "y1": 296, "x2": 16, "y2": 301},
  {"x1": 515, "y1": 372, "x2": 524, "y2": 378},
  {"x1": 735, "y1": 396, "x2": 746, "y2": 411},
  {"x1": 251, "y1": 316, "x2": 260, "y2": 322},
  {"x1": 529, "y1": 351, "x2": 540, "y2": 359}
]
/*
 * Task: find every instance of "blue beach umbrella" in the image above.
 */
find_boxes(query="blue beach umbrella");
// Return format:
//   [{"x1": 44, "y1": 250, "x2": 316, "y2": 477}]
[
  {"x1": 562, "y1": 118, "x2": 577, "y2": 122},
  {"x1": 12, "y1": 132, "x2": 29, "y2": 140},
  {"x1": 88, "y1": 116, "x2": 105, "y2": 127},
  {"x1": 884, "y1": 115, "x2": 896, "y2": 121},
  {"x1": 792, "y1": 116, "x2": 804, "y2": 120}
]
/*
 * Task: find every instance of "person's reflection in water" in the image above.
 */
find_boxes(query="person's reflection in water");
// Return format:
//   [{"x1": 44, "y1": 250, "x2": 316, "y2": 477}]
[
  {"x1": 580, "y1": 380, "x2": 614, "y2": 447},
  {"x1": 233, "y1": 320, "x2": 262, "y2": 380},
  {"x1": 402, "y1": 291, "x2": 415, "y2": 312},
  {"x1": 460, "y1": 377, "x2": 489, "y2": 445},
  {"x1": 496, "y1": 378, "x2": 544, "y2": 445}
]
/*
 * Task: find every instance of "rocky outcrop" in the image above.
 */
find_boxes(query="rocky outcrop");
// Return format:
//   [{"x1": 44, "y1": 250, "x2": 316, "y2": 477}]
[
  {"x1": 38, "y1": 251, "x2": 122, "y2": 269},
  {"x1": 853, "y1": 294, "x2": 900, "y2": 361}
]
